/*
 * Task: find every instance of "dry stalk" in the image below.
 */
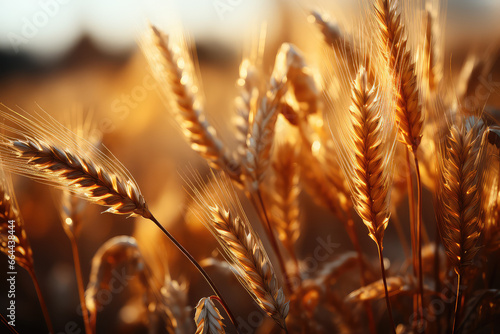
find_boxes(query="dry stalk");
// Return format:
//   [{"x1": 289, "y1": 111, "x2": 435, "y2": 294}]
[{"x1": 194, "y1": 297, "x2": 226, "y2": 334}]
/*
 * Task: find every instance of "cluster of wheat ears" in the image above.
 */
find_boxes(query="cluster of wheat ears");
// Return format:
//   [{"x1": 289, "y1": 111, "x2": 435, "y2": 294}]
[{"x1": 1, "y1": 0, "x2": 500, "y2": 333}]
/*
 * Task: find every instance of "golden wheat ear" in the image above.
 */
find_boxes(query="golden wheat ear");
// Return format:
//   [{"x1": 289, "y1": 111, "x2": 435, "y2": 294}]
[
  {"x1": 374, "y1": 0, "x2": 424, "y2": 152},
  {"x1": 185, "y1": 170, "x2": 289, "y2": 330},
  {"x1": 194, "y1": 297, "x2": 226, "y2": 334},
  {"x1": 0, "y1": 107, "x2": 150, "y2": 218},
  {"x1": 436, "y1": 117, "x2": 490, "y2": 332},
  {"x1": 142, "y1": 25, "x2": 241, "y2": 182}
]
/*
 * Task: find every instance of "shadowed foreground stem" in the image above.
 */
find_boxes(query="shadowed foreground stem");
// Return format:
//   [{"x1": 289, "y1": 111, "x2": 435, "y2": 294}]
[
  {"x1": 148, "y1": 214, "x2": 240, "y2": 334},
  {"x1": 28, "y1": 268, "x2": 54, "y2": 334}
]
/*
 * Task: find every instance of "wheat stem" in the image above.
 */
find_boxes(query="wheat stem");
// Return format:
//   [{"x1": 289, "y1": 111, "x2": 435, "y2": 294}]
[
  {"x1": 414, "y1": 153, "x2": 425, "y2": 326},
  {"x1": 452, "y1": 274, "x2": 461, "y2": 334},
  {"x1": 28, "y1": 267, "x2": 54, "y2": 334},
  {"x1": 376, "y1": 243, "x2": 396, "y2": 334},
  {"x1": 346, "y1": 217, "x2": 377, "y2": 334},
  {"x1": 148, "y1": 214, "x2": 239, "y2": 333},
  {"x1": 68, "y1": 234, "x2": 92, "y2": 334}
]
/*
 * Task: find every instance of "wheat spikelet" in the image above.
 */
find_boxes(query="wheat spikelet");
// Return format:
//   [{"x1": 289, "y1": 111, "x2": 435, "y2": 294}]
[
  {"x1": 0, "y1": 170, "x2": 33, "y2": 271},
  {"x1": 437, "y1": 118, "x2": 487, "y2": 275},
  {"x1": 186, "y1": 171, "x2": 289, "y2": 329},
  {"x1": 143, "y1": 25, "x2": 239, "y2": 179},
  {"x1": 374, "y1": 0, "x2": 424, "y2": 152},
  {"x1": 194, "y1": 297, "x2": 225, "y2": 334},
  {"x1": 0, "y1": 108, "x2": 150, "y2": 218}
]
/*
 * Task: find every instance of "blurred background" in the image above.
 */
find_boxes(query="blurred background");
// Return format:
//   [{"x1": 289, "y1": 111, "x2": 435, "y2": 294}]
[{"x1": 1, "y1": 0, "x2": 500, "y2": 333}]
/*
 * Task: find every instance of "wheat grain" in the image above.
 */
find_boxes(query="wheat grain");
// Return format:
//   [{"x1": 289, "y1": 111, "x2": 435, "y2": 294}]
[{"x1": 194, "y1": 297, "x2": 226, "y2": 334}]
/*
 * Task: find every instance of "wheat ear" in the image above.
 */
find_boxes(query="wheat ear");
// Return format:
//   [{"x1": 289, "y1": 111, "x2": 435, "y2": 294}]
[
  {"x1": 187, "y1": 172, "x2": 289, "y2": 330},
  {"x1": 336, "y1": 67, "x2": 397, "y2": 332},
  {"x1": 144, "y1": 26, "x2": 240, "y2": 181},
  {"x1": 436, "y1": 118, "x2": 487, "y2": 333},
  {"x1": 194, "y1": 297, "x2": 226, "y2": 334},
  {"x1": 374, "y1": 0, "x2": 423, "y2": 152}
]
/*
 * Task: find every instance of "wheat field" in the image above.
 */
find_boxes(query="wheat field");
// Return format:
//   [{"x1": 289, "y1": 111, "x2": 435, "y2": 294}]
[{"x1": 1, "y1": 0, "x2": 500, "y2": 333}]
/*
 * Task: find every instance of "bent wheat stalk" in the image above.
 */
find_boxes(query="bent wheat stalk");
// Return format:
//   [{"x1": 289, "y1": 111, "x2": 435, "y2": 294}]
[
  {"x1": 374, "y1": 0, "x2": 425, "y2": 321},
  {"x1": 0, "y1": 107, "x2": 238, "y2": 331}
]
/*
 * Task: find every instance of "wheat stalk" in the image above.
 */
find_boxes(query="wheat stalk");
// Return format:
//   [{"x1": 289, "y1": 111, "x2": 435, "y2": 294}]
[
  {"x1": 333, "y1": 66, "x2": 397, "y2": 332},
  {"x1": 194, "y1": 297, "x2": 226, "y2": 334},
  {"x1": 187, "y1": 172, "x2": 289, "y2": 329},
  {"x1": 143, "y1": 25, "x2": 240, "y2": 181}
]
